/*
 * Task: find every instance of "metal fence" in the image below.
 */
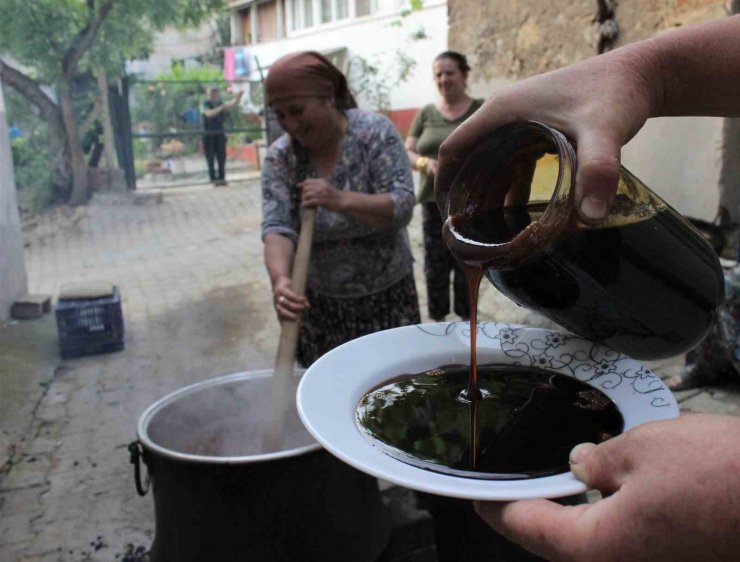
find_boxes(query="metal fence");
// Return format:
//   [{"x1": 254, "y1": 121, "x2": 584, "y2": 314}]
[{"x1": 127, "y1": 78, "x2": 267, "y2": 189}]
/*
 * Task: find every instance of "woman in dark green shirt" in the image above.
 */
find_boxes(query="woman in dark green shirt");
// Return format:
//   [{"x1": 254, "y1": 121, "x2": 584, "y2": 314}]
[{"x1": 405, "y1": 51, "x2": 483, "y2": 322}]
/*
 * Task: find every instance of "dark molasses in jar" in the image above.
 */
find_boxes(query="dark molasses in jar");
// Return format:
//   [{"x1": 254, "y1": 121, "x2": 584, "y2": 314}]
[{"x1": 442, "y1": 122, "x2": 724, "y2": 360}]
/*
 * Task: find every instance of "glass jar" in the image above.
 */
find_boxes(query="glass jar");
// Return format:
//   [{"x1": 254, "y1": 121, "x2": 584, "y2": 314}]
[{"x1": 442, "y1": 121, "x2": 724, "y2": 360}]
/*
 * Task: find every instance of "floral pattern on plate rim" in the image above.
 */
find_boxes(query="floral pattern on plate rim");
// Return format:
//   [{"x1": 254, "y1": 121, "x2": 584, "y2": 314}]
[{"x1": 416, "y1": 321, "x2": 671, "y2": 408}]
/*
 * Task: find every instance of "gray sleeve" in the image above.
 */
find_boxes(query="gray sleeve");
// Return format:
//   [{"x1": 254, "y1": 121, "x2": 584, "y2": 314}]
[
  {"x1": 261, "y1": 145, "x2": 299, "y2": 242},
  {"x1": 368, "y1": 116, "x2": 415, "y2": 228}
]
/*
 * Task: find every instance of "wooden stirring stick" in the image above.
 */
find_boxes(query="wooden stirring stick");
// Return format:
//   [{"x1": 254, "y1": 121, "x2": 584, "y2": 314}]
[{"x1": 263, "y1": 207, "x2": 317, "y2": 451}]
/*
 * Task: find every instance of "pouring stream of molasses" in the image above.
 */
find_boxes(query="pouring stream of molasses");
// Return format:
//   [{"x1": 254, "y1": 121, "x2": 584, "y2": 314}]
[{"x1": 463, "y1": 265, "x2": 483, "y2": 469}]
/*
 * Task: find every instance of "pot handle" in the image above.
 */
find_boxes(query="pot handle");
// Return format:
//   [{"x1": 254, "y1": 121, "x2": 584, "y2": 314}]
[{"x1": 128, "y1": 441, "x2": 150, "y2": 496}]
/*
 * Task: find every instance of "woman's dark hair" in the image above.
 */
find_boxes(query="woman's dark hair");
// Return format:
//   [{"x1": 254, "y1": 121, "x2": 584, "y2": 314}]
[{"x1": 434, "y1": 51, "x2": 471, "y2": 73}]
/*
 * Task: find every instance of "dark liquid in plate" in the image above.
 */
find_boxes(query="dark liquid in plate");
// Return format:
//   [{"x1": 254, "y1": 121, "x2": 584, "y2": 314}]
[
  {"x1": 358, "y1": 196, "x2": 718, "y2": 477},
  {"x1": 447, "y1": 203, "x2": 723, "y2": 360},
  {"x1": 356, "y1": 364, "x2": 623, "y2": 479},
  {"x1": 359, "y1": 144, "x2": 718, "y2": 478}
]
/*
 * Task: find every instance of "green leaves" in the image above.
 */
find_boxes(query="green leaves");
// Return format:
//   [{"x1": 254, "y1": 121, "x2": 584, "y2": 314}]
[
  {"x1": 0, "y1": 0, "x2": 227, "y2": 83},
  {"x1": 0, "y1": 0, "x2": 227, "y2": 205},
  {"x1": 348, "y1": 50, "x2": 416, "y2": 113}
]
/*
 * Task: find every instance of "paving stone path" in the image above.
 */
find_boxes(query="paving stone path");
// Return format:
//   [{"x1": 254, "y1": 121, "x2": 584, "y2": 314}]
[{"x1": 1, "y1": 178, "x2": 736, "y2": 561}]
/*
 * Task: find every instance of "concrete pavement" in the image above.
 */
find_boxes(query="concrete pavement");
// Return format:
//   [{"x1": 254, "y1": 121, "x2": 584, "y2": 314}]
[
  {"x1": 1, "y1": 179, "x2": 280, "y2": 561},
  {"x1": 1, "y1": 176, "x2": 738, "y2": 561}
]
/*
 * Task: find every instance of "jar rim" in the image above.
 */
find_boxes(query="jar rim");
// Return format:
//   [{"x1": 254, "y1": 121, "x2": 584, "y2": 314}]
[{"x1": 443, "y1": 120, "x2": 577, "y2": 269}]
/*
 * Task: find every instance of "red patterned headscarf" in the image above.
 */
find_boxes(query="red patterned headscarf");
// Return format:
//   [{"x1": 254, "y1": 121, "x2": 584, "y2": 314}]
[{"x1": 265, "y1": 51, "x2": 357, "y2": 110}]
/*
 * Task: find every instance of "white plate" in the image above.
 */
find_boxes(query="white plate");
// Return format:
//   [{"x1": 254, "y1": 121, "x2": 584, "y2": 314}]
[{"x1": 297, "y1": 322, "x2": 679, "y2": 500}]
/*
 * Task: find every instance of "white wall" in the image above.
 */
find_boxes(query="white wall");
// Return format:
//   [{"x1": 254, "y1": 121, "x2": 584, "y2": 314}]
[
  {"x1": 0, "y1": 81, "x2": 28, "y2": 320},
  {"x1": 126, "y1": 3, "x2": 449, "y2": 111},
  {"x1": 621, "y1": 117, "x2": 722, "y2": 221},
  {"x1": 242, "y1": 1, "x2": 448, "y2": 110},
  {"x1": 127, "y1": 22, "x2": 219, "y2": 78}
]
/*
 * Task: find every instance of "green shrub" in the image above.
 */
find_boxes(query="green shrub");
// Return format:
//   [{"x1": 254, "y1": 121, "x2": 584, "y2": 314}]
[{"x1": 11, "y1": 135, "x2": 54, "y2": 214}]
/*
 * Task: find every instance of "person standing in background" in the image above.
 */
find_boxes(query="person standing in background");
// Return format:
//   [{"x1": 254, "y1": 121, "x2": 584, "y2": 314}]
[
  {"x1": 202, "y1": 86, "x2": 242, "y2": 186},
  {"x1": 406, "y1": 52, "x2": 535, "y2": 562},
  {"x1": 406, "y1": 51, "x2": 484, "y2": 322}
]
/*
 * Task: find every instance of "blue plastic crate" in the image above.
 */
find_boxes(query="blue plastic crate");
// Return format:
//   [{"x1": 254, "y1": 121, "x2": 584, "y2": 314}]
[{"x1": 55, "y1": 285, "x2": 125, "y2": 359}]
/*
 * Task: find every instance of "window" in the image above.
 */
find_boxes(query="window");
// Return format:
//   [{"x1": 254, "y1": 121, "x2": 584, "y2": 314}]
[
  {"x1": 288, "y1": 0, "x2": 315, "y2": 30},
  {"x1": 289, "y1": 0, "x2": 377, "y2": 29},
  {"x1": 336, "y1": 0, "x2": 349, "y2": 19},
  {"x1": 257, "y1": 2, "x2": 278, "y2": 42},
  {"x1": 288, "y1": 0, "x2": 299, "y2": 29},
  {"x1": 240, "y1": 9, "x2": 252, "y2": 44},
  {"x1": 319, "y1": 0, "x2": 349, "y2": 23},
  {"x1": 321, "y1": 0, "x2": 332, "y2": 23},
  {"x1": 355, "y1": 0, "x2": 376, "y2": 17},
  {"x1": 304, "y1": 0, "x2": 314, "y2": 27}
]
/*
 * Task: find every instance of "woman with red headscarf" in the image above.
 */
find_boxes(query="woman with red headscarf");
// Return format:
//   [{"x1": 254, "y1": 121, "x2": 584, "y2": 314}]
[{"x1": 261, "y1": 51, "x2": 420, "y2": 366}]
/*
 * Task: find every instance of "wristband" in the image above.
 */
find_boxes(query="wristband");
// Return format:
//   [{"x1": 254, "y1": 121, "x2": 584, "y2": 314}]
[{"x1": 416, "y1": 156, "x2": 429, "y2": 172}]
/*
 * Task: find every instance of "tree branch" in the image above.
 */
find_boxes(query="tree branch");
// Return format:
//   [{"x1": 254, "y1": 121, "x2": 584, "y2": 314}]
[
  {"x1": 62, "y1": 0, "x2": 116, "y2": 80},
  {"x1": 0, "y1": 57, "x2": 60, "y2": 121}
]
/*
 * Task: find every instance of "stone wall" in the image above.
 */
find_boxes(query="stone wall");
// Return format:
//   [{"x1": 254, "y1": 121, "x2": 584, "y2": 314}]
[
  {"x1": 448, "y1": 0, "x2": 732, "y2": 220},
  {"x1": 0, "y1": 81, "x2": 28, "y2": 321},
  {"x1": 449, "y1": 0, "x2": 727, "y2": 83}
]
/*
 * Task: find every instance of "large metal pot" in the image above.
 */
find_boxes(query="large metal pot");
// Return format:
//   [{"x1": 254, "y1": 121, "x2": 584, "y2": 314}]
[{"x1": 132, "y1": 370, "x2": 389, "y2": 562}]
